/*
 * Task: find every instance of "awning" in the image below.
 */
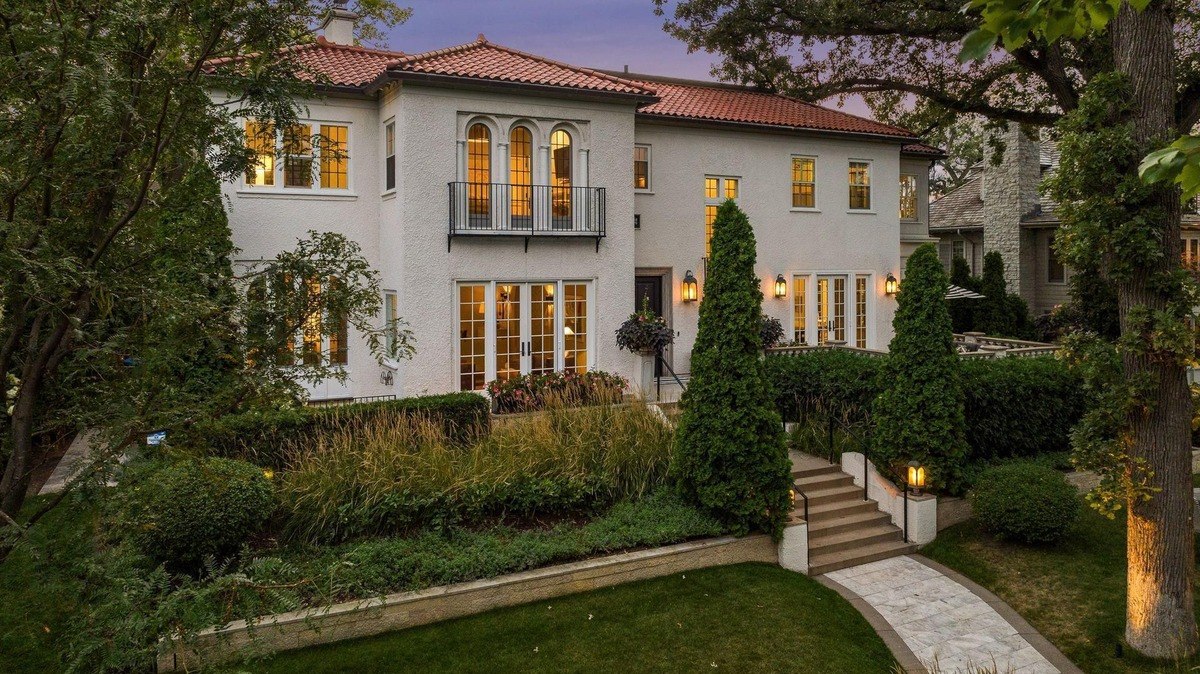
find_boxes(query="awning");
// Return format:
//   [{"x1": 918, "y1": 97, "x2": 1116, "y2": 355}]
[{"x1": 946, "y1": 284, "x2": 986, "y2": 300}]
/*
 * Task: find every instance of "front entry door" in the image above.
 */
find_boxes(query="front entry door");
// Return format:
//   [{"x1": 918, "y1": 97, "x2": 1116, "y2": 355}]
[{"x1": 634, "y1": 275, "x2": 665, "y2": 376}]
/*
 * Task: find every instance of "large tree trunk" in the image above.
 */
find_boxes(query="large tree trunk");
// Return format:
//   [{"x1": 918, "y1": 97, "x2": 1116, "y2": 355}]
[{"x1": 1113, "y1": 0, "x2": 1199, "y2": 658}]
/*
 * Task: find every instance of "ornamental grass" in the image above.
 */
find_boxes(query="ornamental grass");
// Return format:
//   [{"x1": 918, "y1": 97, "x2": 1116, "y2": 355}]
[{"x1": 278, "y1": 398, "x2": 674, "y2": 544}]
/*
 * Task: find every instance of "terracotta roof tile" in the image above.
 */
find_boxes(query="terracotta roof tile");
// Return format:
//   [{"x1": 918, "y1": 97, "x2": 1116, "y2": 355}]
[
  {"x1": 204, "y1": 36, "x2": 402, "y2": 88},
  {"x1": 631, "y1": 78, "x2": 917, "y2": 139},
  {"x1": 388, "y1": 36, "x2": 655, "y2": 97},
  {"x1": 902, "y1": 142, "x2": 946, "y2": 157}
]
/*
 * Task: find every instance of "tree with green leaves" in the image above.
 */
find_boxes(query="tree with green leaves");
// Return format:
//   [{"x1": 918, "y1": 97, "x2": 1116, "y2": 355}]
[
  {"x1": 948, "y1": 254, "x2": 980, "y2": 333},
  {"x1": 976, "y1": 251, "x2": 1034, "y2": 338},
  {"x1": 874, "y1": 244, "x2": 968, "y2": 493},
  {"x1": 0, "y1": 0, "x2": 410, "y2": 559},
  {"x1": 673, "y1": 200, "x2": 792, "y2": 537}
]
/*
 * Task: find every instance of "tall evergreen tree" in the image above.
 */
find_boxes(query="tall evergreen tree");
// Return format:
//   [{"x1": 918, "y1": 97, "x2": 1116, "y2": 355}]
[
  {"x1": 874, "y1": 244, "x2": 968, "y2": 492},
  {"x1": 949, "y1": 255, "x2": 980, "y2": 333},
  {"x1": 673, "y1": 200, "x2": 791, "y2": 537}
]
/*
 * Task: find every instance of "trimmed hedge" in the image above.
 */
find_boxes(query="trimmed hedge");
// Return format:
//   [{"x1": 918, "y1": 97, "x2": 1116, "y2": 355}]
[
  {"x1": 178, "y1": 393, "x2": 490, "y2": 468},
  {"x1": 971, "y1": 462, "x2": 1079, "y2": 544},
  {"x1": 118, "y1": 457, "x2": 275, "y2": 572},
  {"x1": 766, "y1": 352, "x2": 1085, "y2": 466}
]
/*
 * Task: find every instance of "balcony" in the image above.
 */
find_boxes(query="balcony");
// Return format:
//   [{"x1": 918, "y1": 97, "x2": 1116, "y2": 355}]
[{"x1": 448, "y1": 182, "x2": 606, "y2": 251}]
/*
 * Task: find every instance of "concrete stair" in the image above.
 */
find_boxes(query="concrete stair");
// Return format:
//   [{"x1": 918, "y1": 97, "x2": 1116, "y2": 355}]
[{"x1": 791, "y1": 454, "x2": 914, "y2": 575}]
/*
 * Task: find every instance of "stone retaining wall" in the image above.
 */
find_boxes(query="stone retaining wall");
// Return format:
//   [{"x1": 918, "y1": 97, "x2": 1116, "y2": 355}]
[{"x1": 157, "y1": 534, "x2": 777, "y2": 672}]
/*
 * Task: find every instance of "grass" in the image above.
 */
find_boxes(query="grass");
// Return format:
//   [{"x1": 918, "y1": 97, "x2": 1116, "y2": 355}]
[
  {"x1": 923, "y1": 503, "x2": 1200, "y2": 673},
  {"x1": 225, "y1": 563, "x2": 896, "y2": 674}
]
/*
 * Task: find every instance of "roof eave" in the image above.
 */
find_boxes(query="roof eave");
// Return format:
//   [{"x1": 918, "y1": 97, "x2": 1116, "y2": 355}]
[
  {"x1": 635, "y1": 112, "x2": 917, "y2": 144},
  {"x1": 384, "y1": 70, "x2": 659, "y2": 105}
]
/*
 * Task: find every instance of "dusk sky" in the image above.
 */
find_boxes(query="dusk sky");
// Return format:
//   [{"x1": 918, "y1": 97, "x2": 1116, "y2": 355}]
[{"x1": 381, "y1": 0, "x2": 873, "y2": 117}]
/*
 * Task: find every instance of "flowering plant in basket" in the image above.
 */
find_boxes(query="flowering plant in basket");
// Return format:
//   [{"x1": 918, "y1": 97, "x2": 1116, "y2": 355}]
[{"x1": 615, "y1": 298, "x2": 674, "y2": 355}]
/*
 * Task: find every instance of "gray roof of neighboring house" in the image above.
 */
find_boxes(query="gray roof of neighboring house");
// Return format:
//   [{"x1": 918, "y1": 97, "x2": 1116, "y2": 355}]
[{"x1": 929, "y1": 175, "x2": 984, "y2": 231}]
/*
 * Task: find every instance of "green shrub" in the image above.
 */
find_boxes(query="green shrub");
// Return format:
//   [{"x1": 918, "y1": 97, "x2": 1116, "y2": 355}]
[
  {"x1": 280, "y1": 402, "x2": 674, "y2": 543},
  {"x1": 673, "y1": 200, "x2": 791, "y2": 537},
  {"x1": 960, "y1": 357, "x2": 1085, "y2": 462},
  {"x1": 874, "y1": 244, "x2": 969, "y2": 492},
  {"x1": 177, "y1": 392, "x2": 490, "y2": 468},
  {"x1": 119, "y1": 457, "x2": 275, "y2": 571},
  {"x1": 486, "y1": 370, "x2": 627, "y2": 414},
  {"x1": 765, "y1": 349, "x2": 884, "y2": 423},
  {"x1": 971, "y1": 462, "x2": 1079, "y2": 544}
]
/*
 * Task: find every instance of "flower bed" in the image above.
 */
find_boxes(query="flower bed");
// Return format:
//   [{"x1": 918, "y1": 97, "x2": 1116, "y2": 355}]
[{"x1": 486, "y1": 370, "x2": 627, "y2": 414}]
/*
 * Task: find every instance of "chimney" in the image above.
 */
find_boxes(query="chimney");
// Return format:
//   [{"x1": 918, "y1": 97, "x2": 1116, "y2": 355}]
[
  {"x1": 981, "y1": 122, "x2": 1041, "y2": 298},
  {"x1": 320, "y1": 0, "x2": 359, "y2": 45}
]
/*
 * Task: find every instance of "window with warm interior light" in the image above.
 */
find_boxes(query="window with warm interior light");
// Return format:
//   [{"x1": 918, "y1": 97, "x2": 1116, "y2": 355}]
[
  {"x1": 551, "y1": 129, "x2": 573, "y2": 227},
  {"x1": 899, "y1": 174, "x2": 918, "y2": 220},
  {"x1": 245, "y1": 121, "x2": 275, "y2": 186},
  {"x1": 704, "y1": 176, "x2": 740, "y2": 261},
  {"x1": 792, "y1": 276, "x2": 806, "y2": 343},
  {"x1": 848, "y1": 161, "x2": 871, "y2": 210},
  {"x1": 510, "y1": 126, "x2": 533, "y2": 225},
  {"x1": 467, "y1": 123, "x2": 491, "y2": 225},
  {"x1": 791, "y1": 157, "x2": 815, "y2": 208},
  {"x1": 634, "y1": 145, "x2": 651, "y2": 190},
  {"x1": 244, "y1": 120, "x2": 350, "y2": 192}
]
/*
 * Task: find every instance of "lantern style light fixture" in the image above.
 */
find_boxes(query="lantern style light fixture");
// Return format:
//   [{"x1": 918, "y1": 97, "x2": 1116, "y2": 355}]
[
  {"x1": 906, "y1": 461, "x2": 927, "y2": 495},
  {"x1": 681, "y1": 270, "x2": 699, "y2": 302},
  {"x1": 885, "y1": 272, "x2": 900, "y2": 296},
  {"x1": 774, "y1": 274, "x2": 788, "y2": 299}
]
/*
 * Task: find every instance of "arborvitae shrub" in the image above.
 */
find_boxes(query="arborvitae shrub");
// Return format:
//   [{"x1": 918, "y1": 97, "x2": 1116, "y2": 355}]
[
  {"x1": 673, "y1": 200, "x2": 791, "y2": 537},
  {"x1": 971, "y1": 462, "x2": 1079, "y2": 545}
]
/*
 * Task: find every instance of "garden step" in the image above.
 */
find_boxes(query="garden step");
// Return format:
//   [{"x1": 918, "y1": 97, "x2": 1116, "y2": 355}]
[
  {"x1": 806, "y1": 499, "x2": 880, "y2": 521},
  {"x1": 808, "y1": 524, "x2": 904, "y2": 556},
  {"x1": 791, "y1": 464, "x2": 841, "y2": 480},
  {"x1": 807, "y1": 510, "x2": 893, "y2": 538},
  {"x1": 793, "y1": 472, "x2": 856, "y2": 492},
  {"x1": 809, "y1": 540, "x2": 917, "y2": 576},
  {"x1": 802, "y1": 484, "x2": 865, "y2": 507}
]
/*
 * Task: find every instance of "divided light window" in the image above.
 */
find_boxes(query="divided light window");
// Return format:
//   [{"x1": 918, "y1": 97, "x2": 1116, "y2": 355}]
[
  {"x1": 899, "y1": 174, "x2": 918, "y2": 220},
  {"x1": 634, "y1": 145, "x2": 651, "y2": 190},
  {"x1": 791, "y1": 157, "x2": 815, "y2": 208},
  {"x1": 793, "y1": 273, "x2": 873, "y2": 348},
  {"x1": 297, "y1": 276, "x2": 349, "y2": 367},
  {"x1": 243, "y1": 120, "x2": 351, "y2": 191},
  {"x1": 848, "y1": 161, "x2": 871, "y2": 210},
  {"x1": 384, "y1": 290, "x2": 399, "y2": 352},
  {"x1": 704, "y1": 176, "x2": 740, "y2": 260},
  {"x1": 384, "y1": 122, "x2": 396, "y2": 191}
]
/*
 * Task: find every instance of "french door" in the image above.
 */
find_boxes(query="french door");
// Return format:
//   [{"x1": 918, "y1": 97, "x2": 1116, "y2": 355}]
[
  {"x1": 816, "y1": 275, "x2": 847, "y2": 345},
  {"x1": 457, "y1": 280, "x2": 592, "y2": 391}
]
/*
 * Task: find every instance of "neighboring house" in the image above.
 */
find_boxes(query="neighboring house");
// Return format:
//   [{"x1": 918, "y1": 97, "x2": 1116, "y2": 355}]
[
  {"x1": 930, "y1": 124, "x2": 1200, "y2": 315},
  {"x1": 215, "y1": 7, "x2": 939, "y2": 402}
]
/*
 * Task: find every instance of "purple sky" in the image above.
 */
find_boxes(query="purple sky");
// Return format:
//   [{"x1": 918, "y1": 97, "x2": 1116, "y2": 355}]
[{"x1": 382, "y1": 0, "x2": 873, "y2": 116}]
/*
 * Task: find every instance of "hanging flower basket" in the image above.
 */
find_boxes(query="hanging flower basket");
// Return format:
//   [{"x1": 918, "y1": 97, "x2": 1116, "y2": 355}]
[{"x1": 616, "y1": 299, "x2": 674, "y2": 356}]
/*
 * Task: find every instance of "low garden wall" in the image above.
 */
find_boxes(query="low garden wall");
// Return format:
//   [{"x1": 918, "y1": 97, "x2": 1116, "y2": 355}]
[{"x1": 157, "y1": 534, "x2": 777, "y2": 672}]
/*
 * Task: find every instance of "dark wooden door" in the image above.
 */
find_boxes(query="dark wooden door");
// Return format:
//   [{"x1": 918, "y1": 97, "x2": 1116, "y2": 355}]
[{"x1": 634, "y1": 275, "x2": 664, "y2": 376}]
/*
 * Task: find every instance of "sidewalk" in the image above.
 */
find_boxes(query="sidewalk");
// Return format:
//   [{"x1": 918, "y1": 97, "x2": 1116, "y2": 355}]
[{"x1": 820, "y1": 555, "x2": 1081, "y2": 674}]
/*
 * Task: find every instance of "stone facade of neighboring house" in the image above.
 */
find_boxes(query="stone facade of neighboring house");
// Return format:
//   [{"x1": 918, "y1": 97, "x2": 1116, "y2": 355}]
[
  {"x1": 211, "y1": 8, "x2": 940, "y2": 402},
  {"x1": 931, "y1": 124, "x2": 1200, "y2": 315}
]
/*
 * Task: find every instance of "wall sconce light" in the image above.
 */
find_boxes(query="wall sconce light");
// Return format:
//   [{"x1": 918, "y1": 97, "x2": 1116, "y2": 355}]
[
  {"x1": 681, "y1": 270, "x2": 698, "y2": 302},
  {"x1": 774, "y1": 274, "x2": 788, "y2": 299},
  {"x1": 885, "y1": 273, "x2": 900, "y2": 296},
  {"x1": 906, "y1": 461, "x2": 927, "y2": 496}
]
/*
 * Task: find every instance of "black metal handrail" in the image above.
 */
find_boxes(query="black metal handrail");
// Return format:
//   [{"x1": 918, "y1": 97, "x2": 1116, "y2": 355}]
[
  {"x1": 654, "y1": 350, "x2": 686, "y2": 402},
  {"x1": 448, "y1": 182, "x2": 606, "y2": 242}
]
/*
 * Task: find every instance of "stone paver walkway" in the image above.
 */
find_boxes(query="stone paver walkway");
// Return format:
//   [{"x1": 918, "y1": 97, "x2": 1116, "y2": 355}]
[{"x1": 823, "y1": 555, "x2": 1079, "y2": 674}]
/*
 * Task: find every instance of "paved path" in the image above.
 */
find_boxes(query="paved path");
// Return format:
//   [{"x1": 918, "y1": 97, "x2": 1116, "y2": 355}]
[
  {"x1": 821, "y1": 555, "x2": 1081, "y2": 674},
  {"x1": 38, "y1": 430, "x2": 106, "y2": 495}
]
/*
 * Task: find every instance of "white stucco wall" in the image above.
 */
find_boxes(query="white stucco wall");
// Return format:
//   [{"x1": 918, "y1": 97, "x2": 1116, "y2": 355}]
[
  {"x1": 385, "y1": 84, "x2": 639, "y2": 396},
  {"x1": 633, "y1": 121, "x2": 906, "y2": 374}
]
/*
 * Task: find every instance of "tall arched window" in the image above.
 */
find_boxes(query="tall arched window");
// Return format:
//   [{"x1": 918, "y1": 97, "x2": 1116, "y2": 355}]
[
  {"x1": 467, "y1": 123, "x2": 491, "y2": 227},
  {"x1": 509, "y1": 126, "x2": 533, "y2": 229},
  {"x1": 550, "y1": 129, "x2": 572, "y2": 229}
]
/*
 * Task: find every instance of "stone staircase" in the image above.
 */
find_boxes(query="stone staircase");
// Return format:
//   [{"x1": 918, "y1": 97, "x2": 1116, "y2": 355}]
[{"x1": 792, "y1": 453, "x2": 915, "y2": 575}]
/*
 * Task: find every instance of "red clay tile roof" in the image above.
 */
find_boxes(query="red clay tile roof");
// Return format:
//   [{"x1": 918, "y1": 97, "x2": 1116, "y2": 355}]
[
  {"x1": 630, "y1": 78, "x2": 917, "y2": 139},
  {"x1": 203, "y1": 36, "x2": 403, "y2": 88},
  {"x1": 902, "y1": 142, "x2": 946, "y2": 157},
  {"x1": 387, "y1": 36, "x2": 656, "y2": 98}
]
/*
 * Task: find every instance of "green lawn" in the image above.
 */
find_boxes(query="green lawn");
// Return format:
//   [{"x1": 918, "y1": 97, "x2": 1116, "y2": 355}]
[
  {"x1": 227, "y1": 563, "x2": 896, "y2": 674},
  {"x1": 923, "y1": 504, "x2": 1200, "y2": 674}
]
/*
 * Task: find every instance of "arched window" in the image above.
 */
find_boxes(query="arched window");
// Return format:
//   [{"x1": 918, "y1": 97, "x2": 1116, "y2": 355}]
[
  {"x1": 467, "y1": 123, "x2": 491, "y2": 227},
  {"x1": 509, "y1": 126, "x2": 533, "y2": 228},
  {"x1": 550, "y1": 129, "x2": 572, "y2": 228}
]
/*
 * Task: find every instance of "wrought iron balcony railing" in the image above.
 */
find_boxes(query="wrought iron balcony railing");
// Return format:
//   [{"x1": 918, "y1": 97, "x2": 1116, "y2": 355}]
[{"x1": 448, "y1": 182, "x2": 606, "y2": 250}]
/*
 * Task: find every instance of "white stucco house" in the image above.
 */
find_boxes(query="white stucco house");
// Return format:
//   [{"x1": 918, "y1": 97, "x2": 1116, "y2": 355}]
[{"x1": 216, "y1": 8, "x2": 941, "y2": 402}]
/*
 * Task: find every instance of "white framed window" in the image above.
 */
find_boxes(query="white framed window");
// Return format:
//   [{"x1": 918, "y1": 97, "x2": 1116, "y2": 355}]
[
  {"x1": 791, "y1": 272, "x2": 873, "y2": 348},
  {"x1": 243, "y1": 119, "x2": 351, "y2": 192},
  {"x1": 848, "y1": 160, "x2": 872, "y2": 210},
  {"x1": 634, "y1": 144, "x2": 651, "y2": 191},
  {"x1": 384, "y1": 121, "x2": 396, "y2": 192},
  {"x1": 899, "y1": 173, "x2": 918, "y2": 220},
  {"x1": 290, "y1": 276, "x2": 349, "y2": 366},
  {"x1": 704, "y1": 175, "x2": 740, "y2": 261},
  {"x1": 791, "y1": 156, "x2": 816, "y2": 209},
  {"x1": 455, "y1": 280, "x2": 594, "y2": 391},
  {"x1": 1184, "y1": 236, "x2": 1200, "y2": 270},
  {"x1": 383, "y1": 289, "x2": 399, "y2": 352}
]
